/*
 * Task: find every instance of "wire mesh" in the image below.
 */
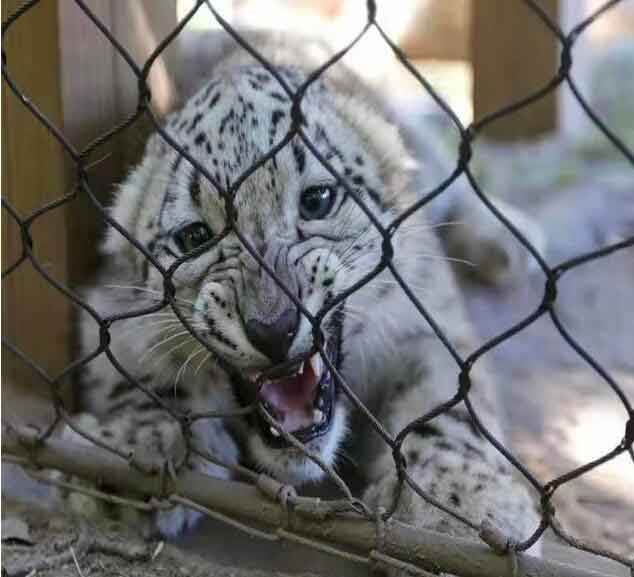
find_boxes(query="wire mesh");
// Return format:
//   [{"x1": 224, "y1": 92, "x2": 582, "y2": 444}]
[{"x1": 2, "y1": 1, "x2": 633, "y2": 576}]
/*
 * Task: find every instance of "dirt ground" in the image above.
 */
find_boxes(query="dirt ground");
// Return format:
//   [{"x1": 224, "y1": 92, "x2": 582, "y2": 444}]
[{"x1": 1, "y1": 497, "x2": 321, "y2": 577}]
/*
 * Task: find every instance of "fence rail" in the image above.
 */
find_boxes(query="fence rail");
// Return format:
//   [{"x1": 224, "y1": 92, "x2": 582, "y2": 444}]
[{"x1": 2, "y1": 1, "x2": 633, "y2": 576}]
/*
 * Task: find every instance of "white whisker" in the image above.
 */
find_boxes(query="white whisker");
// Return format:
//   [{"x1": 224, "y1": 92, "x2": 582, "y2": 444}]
[
  {"x1": 116, "y1": 318, "x2": 186, "y2": 338},
  {"x1": 412, "y1": 253, "x2": 475, "y2": 267},
  {"x1": 194, "y1": 351, "x2": 213, "y2": 376},
  {"x1": 174, "y1": 346, "x2": 206, "y2": 387},
  {"x1": 104, "y1": 284, "x2": 197, "y2": 308},
  {"x1": 151, "y1": 337, "x2": 196, "y2": 368},
  {"x1": 141, "y1": 330, "x2": 193, "y2": 361}
]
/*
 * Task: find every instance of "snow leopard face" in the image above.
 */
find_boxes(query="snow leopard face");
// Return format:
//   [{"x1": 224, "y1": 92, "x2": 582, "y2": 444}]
[{"x1": 104, "y1": 64, "x2": 420, "y2": 483}]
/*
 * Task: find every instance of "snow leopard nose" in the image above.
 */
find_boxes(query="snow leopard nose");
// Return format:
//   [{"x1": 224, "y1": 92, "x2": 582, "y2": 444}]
[{"x1": 245, "y1": 307, "x2": 299, "y2": 364}]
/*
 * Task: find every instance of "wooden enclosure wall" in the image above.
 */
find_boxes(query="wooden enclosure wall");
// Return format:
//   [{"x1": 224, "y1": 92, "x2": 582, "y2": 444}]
[
  {"x1": 2, "y1": 0, "x2": 72, "y2": 420},
  {"x1": 472, "y1": 0, "x2": 559, "y2": 140},
  {"x1": 2, "y1": 1, "x2": 178, "y2": 420}
]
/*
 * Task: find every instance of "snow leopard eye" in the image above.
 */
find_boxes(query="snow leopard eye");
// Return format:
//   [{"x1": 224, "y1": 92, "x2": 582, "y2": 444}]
[
  {"x1": 299, "y1": 185, "x2": 336, "y2": 220},
  {"x1": 174, "y1": 222, "x2": 213, "y2": 254}
]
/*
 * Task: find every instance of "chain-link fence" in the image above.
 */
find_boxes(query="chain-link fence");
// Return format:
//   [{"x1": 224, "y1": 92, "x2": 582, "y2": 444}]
[{"x1": 2, "y1": 1, "x2": 633, "y2": 576}]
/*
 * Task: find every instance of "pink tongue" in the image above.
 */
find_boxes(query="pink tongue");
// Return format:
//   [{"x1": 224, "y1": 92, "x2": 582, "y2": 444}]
[{"x1": 260, "y1": 361, "x2": 318, "y2": 413}]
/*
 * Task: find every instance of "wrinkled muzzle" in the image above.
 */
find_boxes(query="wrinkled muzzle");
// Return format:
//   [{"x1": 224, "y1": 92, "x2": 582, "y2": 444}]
[{"x1": 237, "y1": 242, "x2": 341, "y2": 447}]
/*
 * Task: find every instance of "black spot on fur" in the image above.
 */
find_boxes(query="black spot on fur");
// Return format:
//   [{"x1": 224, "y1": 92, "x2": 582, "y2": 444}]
[
  {"x1": 434, "y1": 440, "x2": 456, "y2": 452},
  {"x1": 413, "y1": 423, "x2": 443, "y2": 438},
  {"x1": 377, "y1": 283, "x2": 395, "y2": 298},
  {"x1": 141, "y1": 259, "x2": 150, "y2": 282},
  {"x1": 292, "y1": 144, "x2": 306, "y2": 174},
  {"x1": 449, "y1": 493, "x2": 461, "y2": 507},
  {"x1": 209, "y1": 92, "x2": 221, "y2": 108},
  {"x1": 269, "y1": 91, "x2": 287, "y2": 102},
  {"x1": 219, "y1": 109, "x2": 235, "y2": 135},
  {"x1": 394, "y1": 381, "x2": 406, "y2": 394},
  {"x1": 172, "y1": 154, "x2": 184, "y2": 173},
  {"x1": 109, "y1": 398, "x2": 136, "y2": 415},
  {"x1": 136, "y1": 402, "x2": 158, "y2": 413},
  {"x1": 194, "y1": 132, "x2": 206, "y2": 147},
  {"x1": 189, "y1": 171, "x2": 201, "y2": 207},
  {"x1": 254, "y1": 72, "x2": 271, "y2": 84},
  {"x1": 446, "y1": 409, "x2": 482, "y2": 438},
  {"x1": 352, "y1": 174, "x2": 365, "y2": 186},
  {"x1": 462, "y1": 441, "x2": 486, "y2": 459},
  {"x1": 188, "y1": 112, "x2": 204, "y2": 133},
  {"x1": 108, "y1": 380, "x2": 134, "y2": 400},
  {"x1": 365, "y1": 187, "x2": 385, "y2": 209},
  {"x1": 271, "y1": 109, "x2": 285, "y2": 128},
  {"x1": 156, "y1": 384, "x2": 191, "y2": 402},
  {"x1": 348, "y1": 322, "x2": 364, "y2": 337}
]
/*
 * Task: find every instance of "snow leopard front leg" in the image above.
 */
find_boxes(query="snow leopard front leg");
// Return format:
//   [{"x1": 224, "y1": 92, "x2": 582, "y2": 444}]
[
  {"x1": 60, "y1": 390, "x2": 238, "y2": 538},
  {"x1": 363, "y1": 337, "x2": 541, "y2": 568}
]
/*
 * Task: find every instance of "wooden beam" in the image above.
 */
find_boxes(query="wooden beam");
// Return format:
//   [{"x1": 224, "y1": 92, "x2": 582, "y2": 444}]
[
  {"x1": 2, "y1": 1, "x2": 179, "y2": 420},
  {"x1": 57, "y1": 1, "x2": 179, "y2": 284},
  {"x1": 472, "y1": 0, "x2": 559, "y2": 140},
  {"x1": 2, "y1": 0, "x2": 72, "y2": 418}
]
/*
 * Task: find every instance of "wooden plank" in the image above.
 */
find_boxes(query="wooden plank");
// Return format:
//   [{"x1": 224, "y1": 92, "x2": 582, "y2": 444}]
[
  {"x1": 472, "y1": 0, "x2": 559, "y2": 140},
  {"x1": 57, "y1": 1, "x2": 179, "y2": 285},
  {"x1": 57, "y1": 1, "x2": 121, "y2": 286},
  {"x1": 400, "y1": 0, "x2": 471, "y2": 61},
  {"x1": 2, "y1": 1, "x2": 179, "y2": 419},
  {"x1": 2, "y1": 0, "x2": 71, "y2": 417},
  {"x1": 111, "y1": 1, "x2": 179, "y2": 169}
]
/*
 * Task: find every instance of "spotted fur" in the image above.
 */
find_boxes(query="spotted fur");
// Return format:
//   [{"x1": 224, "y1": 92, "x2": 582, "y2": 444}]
[{"x1": 66, "y1": 32, "x2": 541, "y2": 555}]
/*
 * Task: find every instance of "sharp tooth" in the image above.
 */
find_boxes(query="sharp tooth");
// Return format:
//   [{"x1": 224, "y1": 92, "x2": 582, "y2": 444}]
[
  {"x1": 311, "y1": 354, "x2": 322, "y2": 376},
  {"x1": 313, "y1": 409, "x2": 324, "y2": 424},
  {"x1": 269, "y1": 426, "x2": 280, "y2": 437},
  {"x1": 298, "y1": 361, "x2": 304, "y2": 375}
]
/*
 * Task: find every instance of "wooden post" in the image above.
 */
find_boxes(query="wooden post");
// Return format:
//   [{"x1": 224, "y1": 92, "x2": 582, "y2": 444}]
[
  {"x1": 57, "y1": 1, "x2": 179, "y2": 284},
  {"x1": 472, "y1": 0, "x2": 559, "y2": 140},
  {"x1": 2, "y1": 0, "x2": 72, "y2": 420},
  {"x1": 2, "y1": 1, "x2": 179, "y2": 421}
]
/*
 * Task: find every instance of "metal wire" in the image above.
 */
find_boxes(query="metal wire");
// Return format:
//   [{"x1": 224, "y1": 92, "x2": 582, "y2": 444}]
[{"x1": 2, "y1": 0, "x2": 633, "y2": 575}]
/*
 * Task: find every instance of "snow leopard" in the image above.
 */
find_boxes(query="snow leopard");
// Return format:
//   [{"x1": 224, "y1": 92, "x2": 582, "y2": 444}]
[{"x1": 63, "y1": 30, "x2": 542, "y2": 555}]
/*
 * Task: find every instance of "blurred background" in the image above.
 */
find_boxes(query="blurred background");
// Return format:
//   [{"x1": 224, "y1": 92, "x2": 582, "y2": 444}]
[{"x1": 3, "y1": 1, "x2": 633, "y2": 574}]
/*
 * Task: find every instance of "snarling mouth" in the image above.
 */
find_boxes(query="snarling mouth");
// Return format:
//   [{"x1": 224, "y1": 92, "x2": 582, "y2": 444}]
[
  {"x1": 232, "y1": 308, "x2": 344, "y2": 450},
  {"x1": 256, "y1": 352, "x2": 335, "y2": 447}
]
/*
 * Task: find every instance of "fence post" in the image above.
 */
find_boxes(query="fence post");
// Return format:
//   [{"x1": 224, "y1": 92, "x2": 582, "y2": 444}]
[
  {"x1": 58, "y1": 1, "x2": 179, "y2": 285},
  {"x1": 2, "y1": 0, "x2": 72, "y2": 417},
  {"x1": 472, "y1": 0, "x2": 559, "y2": 140}
]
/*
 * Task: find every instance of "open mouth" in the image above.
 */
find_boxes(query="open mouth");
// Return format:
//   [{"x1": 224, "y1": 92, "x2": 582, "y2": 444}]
[
  {"x1": 231, "y1": 308, "x2": 344, "y2": 450},
  {"x1": 256, "y1": 352, "x2": 335, "y2": 448}
]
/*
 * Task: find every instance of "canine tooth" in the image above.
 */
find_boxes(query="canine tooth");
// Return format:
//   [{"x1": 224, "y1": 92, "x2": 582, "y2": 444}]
[
  {"x1": 270, "y1": 427, "x2": 280, "y2": 437},
  {"x1": 313, "y1": 409, "x2": 324, "y2": 424},
  {"x1": 298, "y1": 361, "x2": 304, "y2": 374},
  {"x1": 311, "y1": 354, "x2": 322, "y2": 375}
]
